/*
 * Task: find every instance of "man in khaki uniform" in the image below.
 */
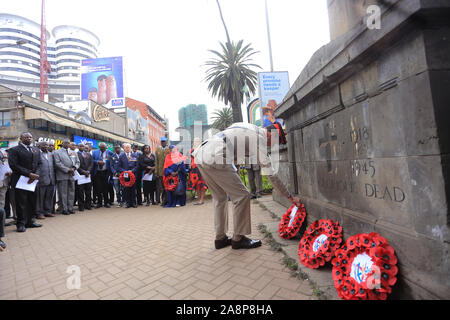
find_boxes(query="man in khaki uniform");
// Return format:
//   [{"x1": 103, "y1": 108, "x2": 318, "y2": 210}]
[
  {"x1": 155, "y1": 137, "x2": 171, "y2": 206},
  {"x1": 193, "y1": 122, "x2": 301, "y2": 250}
]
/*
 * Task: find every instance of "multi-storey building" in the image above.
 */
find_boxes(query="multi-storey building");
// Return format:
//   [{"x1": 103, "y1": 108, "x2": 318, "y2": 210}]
[{"x1": 0, "y1": 13, "x2": 100, "y2": 101}]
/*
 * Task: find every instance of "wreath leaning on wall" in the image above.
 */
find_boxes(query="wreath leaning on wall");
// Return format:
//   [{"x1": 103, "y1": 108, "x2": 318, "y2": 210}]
[
  {"x1": 331, "y1": 232, "x2": 398, "y2": 300},
  {"x1": 298, "y1": 219, "x2": 343, "y2": 269},
  {"x1": 277, "y1": 204, "x2": 306, "y2": 239}
]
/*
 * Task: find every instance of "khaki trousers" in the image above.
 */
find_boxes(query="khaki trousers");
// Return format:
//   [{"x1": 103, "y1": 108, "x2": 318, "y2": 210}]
[{"x1": 197, "y1": 163, "x2": 251, "y2": 239}]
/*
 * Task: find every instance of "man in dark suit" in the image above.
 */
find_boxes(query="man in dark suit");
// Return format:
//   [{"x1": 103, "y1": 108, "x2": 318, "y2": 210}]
[
  {"x1": 119, "y1": 143, "x2": 138, "y2": 208},
  {"x1": 8, "y1": 132, "x2": 42, "y2": 232},
  {"x1": 76, "y1": 143, "x2": 94, "y2": 211},
  {"x1": 92, "y1": 143, "x2": 113, "y2": 208}
]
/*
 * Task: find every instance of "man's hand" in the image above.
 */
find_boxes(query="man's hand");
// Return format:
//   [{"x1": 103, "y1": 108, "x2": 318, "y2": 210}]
[
  {"x1": 28, "y1": 173, "x2": 39, "y2": 184},
  {"x1": 69, "y1": 168, "x2": 75, "y2": 176},
  {"x1": 288, "y1": 196, "x2": 302, "y2": 207},
  {"x1": 84, "y1": 171, "x2": 90, "y2": 178},
  {"x1": 98, "y1": 160, "x2": 105, "y2": 166}
]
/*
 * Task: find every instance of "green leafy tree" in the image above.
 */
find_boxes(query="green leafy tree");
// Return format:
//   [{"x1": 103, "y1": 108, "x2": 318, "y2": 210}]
[
  {"x1": 205, "y1": 40, "x2": 261, "y2": 123},
  {"x1": 211, "y1": 107, "x2": 233, "y2": 131}
]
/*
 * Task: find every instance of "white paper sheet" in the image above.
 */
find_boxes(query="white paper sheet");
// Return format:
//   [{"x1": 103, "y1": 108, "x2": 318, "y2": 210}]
[
  {"x1": 288, "y1": 206, "x2": 299, "y2": 227},
  {"x1": 142, "y1": 173, "x2": 153, "y2": 181},
  {"x1": 76, "y1": 172, "x2": 91, "y2": 185},
  {"x1": 15, "y1": 175, "x2": 38, "y2": 192}
]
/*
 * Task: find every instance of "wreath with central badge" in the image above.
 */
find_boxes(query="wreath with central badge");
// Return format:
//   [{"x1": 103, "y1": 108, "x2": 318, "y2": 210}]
[
  {"x1": 119, "y1": 171, "x2": 135, "y2": 187},
  {"x1": 278, "y1": 204, "x2": 306, "y2": 239},
  {"x1": 331, "y1": 232, "x2": 398, "y2": 300},
  {"x1": 298, "y1": 219, "x2": 343, "y2": 269},
  {"x1": 164, "y1": 175, "x2": 179, "y2": 192}
]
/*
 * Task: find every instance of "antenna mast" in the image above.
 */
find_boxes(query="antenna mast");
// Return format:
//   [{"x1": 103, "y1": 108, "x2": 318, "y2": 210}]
[{"x1": 40, "y1": 0, "x2": 50, "y2": 101}]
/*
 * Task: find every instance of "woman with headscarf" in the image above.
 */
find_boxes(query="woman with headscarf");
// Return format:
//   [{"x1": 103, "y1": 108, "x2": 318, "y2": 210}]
[
  {"x1": 188, "y1": 138, "x2": 208, "y2": 205},
  {"x1": 163, "y1": 146, "x2": 187, "y2": 208}
]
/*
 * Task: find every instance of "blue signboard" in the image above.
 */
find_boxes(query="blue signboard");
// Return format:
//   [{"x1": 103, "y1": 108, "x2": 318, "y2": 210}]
[
  {"x1": 258, "y1": 71, "x2": 289, "y2": 128},
  {"x1": 73, "y1": 135, "x2": 98, "y2": 149},
  {"x1": 80, "y1": 57, "x2": 124, "y2": 106}
]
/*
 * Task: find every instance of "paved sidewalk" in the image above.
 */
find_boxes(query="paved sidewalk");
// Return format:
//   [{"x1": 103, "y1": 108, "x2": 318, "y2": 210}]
[{"x1": 0, "y1": 196, "x2": 316, "y2": 300}]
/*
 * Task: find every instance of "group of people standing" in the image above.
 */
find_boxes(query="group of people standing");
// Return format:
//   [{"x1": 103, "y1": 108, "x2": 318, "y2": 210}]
[{"x1": 0, "y1": 132, "x2": 210, "y2": 251}]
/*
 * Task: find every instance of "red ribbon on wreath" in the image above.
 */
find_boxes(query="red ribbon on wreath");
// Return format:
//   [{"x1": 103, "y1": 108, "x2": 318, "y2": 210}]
[
  {"x1": 331, "y1": 232, "x2": 398, "y2": 300},
  {"x1": 277, "y1": 204, "x2": 306, "y2": 239},
  {"x1": 298, "y1": 219, "x2": 343, "y2": 269},
  {"x1": 119, "y1": 171, "x2": 136, "y2": 187},
  {"x1": 164, "y1": 175, "x2": 179, "y2": 192}
]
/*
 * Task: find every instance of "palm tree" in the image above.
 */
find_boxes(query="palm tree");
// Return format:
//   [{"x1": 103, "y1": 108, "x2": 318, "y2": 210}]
[
  {"x1": 205, "y1": 40, "x2": 261, "y2": 123},
  {"x1": 211, "y1": 107, "x2": 233, "y2": 131}
]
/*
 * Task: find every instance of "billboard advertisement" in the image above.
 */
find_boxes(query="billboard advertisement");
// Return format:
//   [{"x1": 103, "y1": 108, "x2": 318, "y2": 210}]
[
  {"x1": 80, "y1": 56, "x2": 124, "y2": 108},
  {"x1": 73, "y1": 135, "x2": 98, "y2": 149},
  {"x1": 258, "y1": 71, "x2": 290, "y2": 127}
]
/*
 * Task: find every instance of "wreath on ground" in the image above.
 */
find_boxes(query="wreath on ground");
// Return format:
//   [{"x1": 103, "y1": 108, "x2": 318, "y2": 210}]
[
  {"x1": 298, "y1": 219, "x2": 343, "y2": 269},
  {"x1": 164, "y1": 175, "x2": 179, "y2": 192},
  {"x1": 278, "y1": 204, "x2": 306, "y2": 239},
  {"x1": 331, "y1": 232, "x2": 398, "y2": 300},
  {"x1": 119, "y1": 171, "x2": 135, "y2": 187}
]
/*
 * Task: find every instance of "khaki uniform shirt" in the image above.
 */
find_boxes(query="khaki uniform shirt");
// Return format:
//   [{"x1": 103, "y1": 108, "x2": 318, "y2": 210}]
[
  {"x1": 155, "y1": 146, "x2": 170, "y2": 177},
  {"x1": 193, "y1": 122, "x2": 291, "y2": 198}
]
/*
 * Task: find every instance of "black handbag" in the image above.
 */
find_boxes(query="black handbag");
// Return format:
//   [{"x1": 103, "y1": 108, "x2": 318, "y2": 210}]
[{"x1": 174, "y1": 175, "x2": 185, "y2": 196}]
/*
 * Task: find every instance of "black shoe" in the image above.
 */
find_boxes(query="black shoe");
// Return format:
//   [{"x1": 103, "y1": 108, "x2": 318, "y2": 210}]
[
  {"x1": 96, "y1": 204, "x2": 102, "y2": 209},
  {"x1": 62, "y1": 211, "x2": 69, "y2": 215},
  {"x1": 4, "y1": 221, "x2": 16, "y2": 227},
  {"x1": 69, "y1": 210, "x2": 75, "y2": 214},
  {"x1": 215, "y1": 236, "x2": 232, "y2": 250},
  {"x1": 133, "y1": 204, "x2": 137, "y2": 208},
  {"x1": 17, "y1": 225, "x2": 26, "y2": 233},
  {"x1": 231, "y1": 236, "x2": 262, "y2": 250},
  {"x1": 250, "y1": 195, "x2": 257, "y2": 199},
  {"x1": 86, "y1": 207, "x2": 92, "y2": 211},
  {"x1": 79, "y1": 208, "x2": 84, "y2": 212},
  {"x1": 27, "y1": 223, "x2": 42, "y2": 228},
  {"x1": 104, "y1": 204, "x2": 111, "y2": 208}
]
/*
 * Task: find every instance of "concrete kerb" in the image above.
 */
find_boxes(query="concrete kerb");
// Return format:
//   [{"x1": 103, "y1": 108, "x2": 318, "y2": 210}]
[{"x1": 254, "y1": 197, "x2": 340, "y2": 300}]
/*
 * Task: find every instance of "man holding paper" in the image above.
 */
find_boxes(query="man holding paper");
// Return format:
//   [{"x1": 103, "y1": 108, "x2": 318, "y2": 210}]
[
  {"x1": 36, "y1": 141, "x2": 56, "y2": 219},
  {"x1": 76, "y1": 143, "x2": 93, "y2": 211},
  {"x1": 8, "y1": 132, "x2": 42, "y2": 233}
]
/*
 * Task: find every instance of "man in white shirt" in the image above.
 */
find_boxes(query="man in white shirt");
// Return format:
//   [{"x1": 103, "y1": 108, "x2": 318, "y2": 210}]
[{"x1": 193, "y1": 122, "x2": 301, "y2": 250}]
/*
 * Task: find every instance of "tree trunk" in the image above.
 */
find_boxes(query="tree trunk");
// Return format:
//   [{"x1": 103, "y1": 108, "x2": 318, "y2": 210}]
[
  {"x1": 216, "y1": 0, "x2": 231, "y2": 45},
  {"x1": 231, "y1": 104, "x2": 243, "y2": 123}
]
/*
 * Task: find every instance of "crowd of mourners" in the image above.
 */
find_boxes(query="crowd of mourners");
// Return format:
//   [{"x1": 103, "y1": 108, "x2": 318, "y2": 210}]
[{"x1": 0, "y1": 133, "x2": 212, "y2": 251}]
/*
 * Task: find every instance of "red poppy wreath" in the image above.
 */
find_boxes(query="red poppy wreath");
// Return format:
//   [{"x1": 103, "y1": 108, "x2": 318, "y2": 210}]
[
  {"x1": 298, "y1": 219, "x2": 343, "y2": 269},
  {"x1": 119, "y1": 171, "x2": 135, "y2": 187},
  {"x1": 164, "y1": 175, "x2": 179, "y2": 192},
  {"x1": 278, "y1": 204, "x2": 306, "y2": 239},
  {"x1": 331, "y1": 232, "x2": 398, "y2": 300}
]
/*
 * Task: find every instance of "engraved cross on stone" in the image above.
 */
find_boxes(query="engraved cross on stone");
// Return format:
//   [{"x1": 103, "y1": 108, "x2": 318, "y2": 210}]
[{"x1": 319, "y1": 124, "x2": 338, "y2": 173}]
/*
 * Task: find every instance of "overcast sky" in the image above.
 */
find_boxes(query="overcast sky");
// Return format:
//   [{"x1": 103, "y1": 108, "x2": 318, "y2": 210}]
[{"x1": 1, "y1": 0, "x2": 330, "y2": 139}]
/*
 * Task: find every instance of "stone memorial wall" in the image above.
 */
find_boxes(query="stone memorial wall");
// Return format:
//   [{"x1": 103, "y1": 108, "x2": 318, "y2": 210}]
[{"x1": 274, "y1": 0, "x2": 450, "y2": 299}]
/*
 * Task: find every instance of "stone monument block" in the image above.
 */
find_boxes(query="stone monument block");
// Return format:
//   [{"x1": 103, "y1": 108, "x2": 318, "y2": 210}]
[{"x1": 275, "y1": 0, "x2": 450, "y2": 299}]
